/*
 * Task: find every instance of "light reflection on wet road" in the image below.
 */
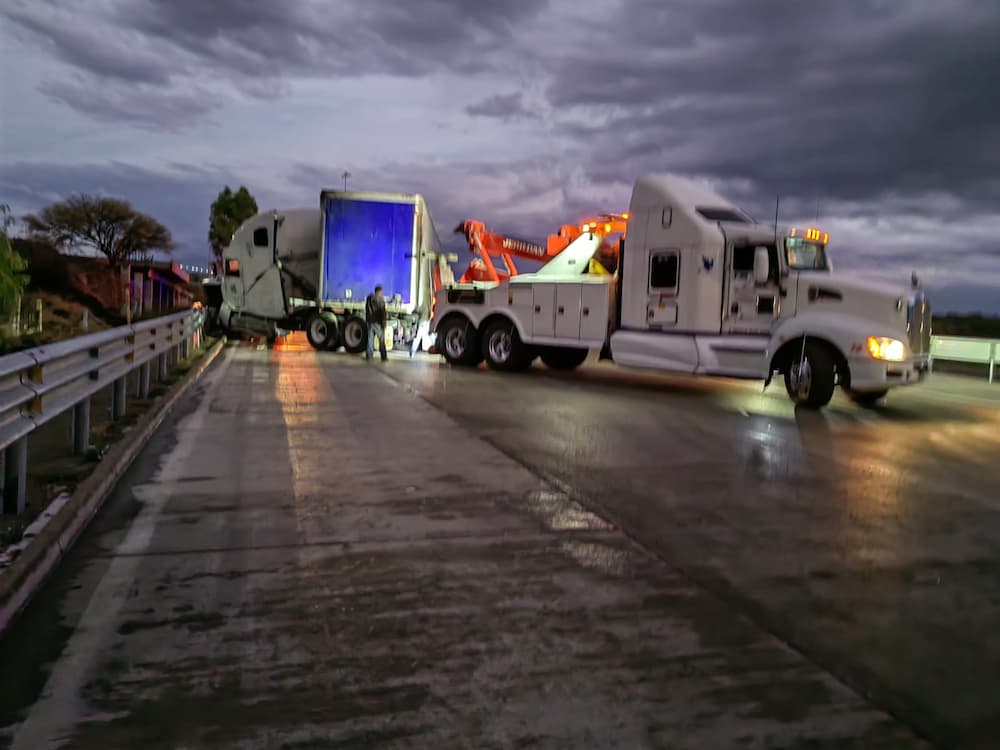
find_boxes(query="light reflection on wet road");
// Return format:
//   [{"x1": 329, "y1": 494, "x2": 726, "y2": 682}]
[{"x1": 382, "y1": 349, "x2": 1000, "y2": 748}]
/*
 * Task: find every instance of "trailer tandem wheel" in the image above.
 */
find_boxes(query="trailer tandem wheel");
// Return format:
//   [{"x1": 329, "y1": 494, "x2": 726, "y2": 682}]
[
  {"x1": 306, "y1": 312, "x2": 339, "y2": 350},
  {"x1": 342, "y1": 315, "x2": 368, "y2": 354}
]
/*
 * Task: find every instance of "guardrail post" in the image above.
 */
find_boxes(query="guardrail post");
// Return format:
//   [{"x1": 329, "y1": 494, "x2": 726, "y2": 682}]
[
  {"x1": 72, "y1": 398, "x2": 91, "y2": 456},
  {"x1": 990, "y1": 343, "x2": 996, "y2": 384},
  {"x1": 157, "y1": 352, "x2": 168, "y2": 381},
  {"x1": 138, "y1": 362, "x2": 151, "y2": 399},
  {"x1": 112, "y1": 376, "x2": 127, "y2": 420},
  {"x1": 2, "y1": 437, "x2": 27, "y2": 515}
]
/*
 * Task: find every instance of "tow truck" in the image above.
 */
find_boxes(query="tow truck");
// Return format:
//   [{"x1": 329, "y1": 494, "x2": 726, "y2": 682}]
[{"x1": 430, "y1": 174, "x2": 932, "y2": 408}]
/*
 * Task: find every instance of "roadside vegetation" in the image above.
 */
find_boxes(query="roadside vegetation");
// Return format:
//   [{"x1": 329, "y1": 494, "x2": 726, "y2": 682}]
[
  {"x1": 1, "y1": 196, "x2": 187, "y2": 354},
  {"x1": 932, "y1": 314, "x2": 1000, "y2": 339},
  {"x1": 0, "y1": 185, "x2": 257, "y2": 544}
]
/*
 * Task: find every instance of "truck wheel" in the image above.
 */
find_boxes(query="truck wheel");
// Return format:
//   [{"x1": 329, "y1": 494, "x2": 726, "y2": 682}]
[
  {"x1": 540, "y1": 347, "x2": 588, "y2": 371},
  {"x1": 342, "y1": 316, "x2": 367, "y2": 354},
  {"x1": 482, "y1": 319, "x2": 532, "y2": 372},
  {"x1": 784, "y1": 341, "x2": 837, "y2": 408},
  {"x1": 845, "y1": 388, "x2": 888, "y2": 407},
  {"x1": 306, "y1": 312, "x2": 338, "y2": 350},
  {"x1": 438, "y1": 317, "x2": 482, "y2": 366},
  {"x1": 321, "y1": 313, "x2": 341, "y2": 350}
]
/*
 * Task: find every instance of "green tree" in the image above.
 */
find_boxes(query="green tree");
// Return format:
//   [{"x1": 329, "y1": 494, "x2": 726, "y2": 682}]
[
  {"x1": 23, "y1": 194, "x2": 173, "y2": 269},
  {"x1": 209, "y1": 186, "x2": 258, "y2": 258},
  {"x1": 0, "y1": 226, "x2": 30, "y2": 317}
]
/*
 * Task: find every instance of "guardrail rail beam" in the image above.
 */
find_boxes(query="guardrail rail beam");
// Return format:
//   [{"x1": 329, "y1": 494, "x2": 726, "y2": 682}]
[{"x1": 0, "y1": 309, "x2": 206, "y2": 517}]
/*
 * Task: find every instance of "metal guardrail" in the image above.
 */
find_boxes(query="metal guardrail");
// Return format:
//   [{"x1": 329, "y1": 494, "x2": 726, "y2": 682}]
[
  {"x1": 930, "y1": 335, "x2": 997, "y2": 383},
  {"x1": 0, "y1": 309, "x2": 206, "y2": 514}
]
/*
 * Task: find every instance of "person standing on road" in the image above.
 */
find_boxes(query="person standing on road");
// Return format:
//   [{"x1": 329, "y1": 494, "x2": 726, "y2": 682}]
[{"x1": 365, "y1": 284, "x2": 388, "y2": 361}]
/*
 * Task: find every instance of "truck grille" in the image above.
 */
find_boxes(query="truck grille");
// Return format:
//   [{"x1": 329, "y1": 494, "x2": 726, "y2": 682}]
[{"x1": 908, "y1": 293, "x2": 931, "y2": 355}]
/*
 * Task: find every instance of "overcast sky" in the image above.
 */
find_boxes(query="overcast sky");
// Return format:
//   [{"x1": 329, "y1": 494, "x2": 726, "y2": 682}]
[{"x1": 1, "y1": 0, "x2": 998, "y2": 313}]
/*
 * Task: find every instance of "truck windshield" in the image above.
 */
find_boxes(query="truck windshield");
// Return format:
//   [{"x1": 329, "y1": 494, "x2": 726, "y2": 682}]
[{"x1": 785, "y1": 237, "x2": 829, "y2": 270}]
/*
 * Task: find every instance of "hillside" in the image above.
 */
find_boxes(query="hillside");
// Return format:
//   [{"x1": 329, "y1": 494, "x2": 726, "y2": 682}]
[{"x1": 2, "y1": 238, "x2": 205, "y2": 354}]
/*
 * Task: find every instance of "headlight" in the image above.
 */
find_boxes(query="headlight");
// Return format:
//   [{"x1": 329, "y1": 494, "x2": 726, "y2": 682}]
[{"x1": 867, "y1": 336, "x2": 906, "y2": 362}]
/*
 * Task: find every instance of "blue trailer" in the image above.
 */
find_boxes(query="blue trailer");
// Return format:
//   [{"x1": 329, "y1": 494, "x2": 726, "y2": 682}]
[
  {"x1": 318, "y1": 190, "x2": 444, "y2": 352},
  {"x1": 319, "y1": 192, "x2": 422, "y2": 313}
]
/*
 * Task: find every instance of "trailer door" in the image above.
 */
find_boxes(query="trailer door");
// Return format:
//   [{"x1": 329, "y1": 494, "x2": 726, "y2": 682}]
[{"x1": 322, "y1": 198, "x2": 416, "y2": 307}]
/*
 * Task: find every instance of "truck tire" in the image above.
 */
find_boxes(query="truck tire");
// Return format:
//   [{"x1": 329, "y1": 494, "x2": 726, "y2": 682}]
[
  {"x1": 845, "y1": 388, "x2": 888, "y2": 407},
  {"x1": 784, "y1": 341, "x2": 837, "y2": 408},
  {"x1": 540, "y1": 347, "x2": 588, "y2": 371},
  {"x1": 306, "y1": 312, "x2": 338, "y2": 350},
  {"x1": 342, "y1": 316, "x2": 367, "y2": 354},
  {"x1": 322, "y1": 314, "x2": 342, "y2": 350},
  {"x1": 482, "y1": 319, "x2": 532, "y2": 372},
  {"x1": 438, "y1": 317, "x2": 482, "y2": 367}
]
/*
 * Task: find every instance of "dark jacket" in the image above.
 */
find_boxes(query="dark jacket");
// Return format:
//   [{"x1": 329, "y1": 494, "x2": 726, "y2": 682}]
[{"x1": 365, "y1": 293, "x2": 387, "y2": 326}]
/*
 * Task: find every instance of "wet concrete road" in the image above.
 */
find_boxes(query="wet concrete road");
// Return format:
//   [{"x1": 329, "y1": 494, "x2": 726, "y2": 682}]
[
  {"x1": 0, "y1": 341, "x2": 993, "y2": 748},
  {"x1": 383, "y1": 352, "x2": 1000, "y2": 749}
]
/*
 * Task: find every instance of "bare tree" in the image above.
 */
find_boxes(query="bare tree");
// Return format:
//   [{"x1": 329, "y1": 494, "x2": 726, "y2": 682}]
[{"x1": 24, "y1": 194, "x2": 174, "y2": 269}]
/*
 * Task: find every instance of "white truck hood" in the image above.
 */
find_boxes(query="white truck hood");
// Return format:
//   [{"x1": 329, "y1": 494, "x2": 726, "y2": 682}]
[
  {"x1": 793, "y1": 271, "x2": 919, "y2": 332},
  {"x1": 820, "y1": 272, "x2": 915, "y2": 300}
]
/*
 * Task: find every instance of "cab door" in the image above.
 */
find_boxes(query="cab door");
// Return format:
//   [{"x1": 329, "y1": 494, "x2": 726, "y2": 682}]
[
  {"x1": 222, "y1": 255, "x2": 244, "y2": 308},
  {"x1": 722, "y1": 242, "x2": 780, "y2": 334},
  {"x1": 645, "y1": 249, "x2": 680, "y2": 329},
  {"x1": 238, "y1": 220, "x2": 287, "y2": 319}
]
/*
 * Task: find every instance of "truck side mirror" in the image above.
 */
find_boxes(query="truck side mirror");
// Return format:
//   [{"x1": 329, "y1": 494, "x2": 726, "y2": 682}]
[{"x1": 753, "y1": 247, "x2": 769, "y2": 285}]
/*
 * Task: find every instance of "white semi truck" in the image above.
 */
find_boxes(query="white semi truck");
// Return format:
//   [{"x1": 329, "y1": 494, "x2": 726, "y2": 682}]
[
  {"x1": 217, "y1": 190, "x2": 454, "y2": 351},
  {"x1": 430, "y1": 174, "x2": 932, "y2": 408}
]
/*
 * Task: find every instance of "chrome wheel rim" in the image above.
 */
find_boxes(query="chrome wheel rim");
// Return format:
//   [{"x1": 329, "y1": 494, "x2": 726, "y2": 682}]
[
  {"x1": 791, "y1": 357, "x2": 812, "y2": 399},
  {"x1": 489, "y1": 330, "x2": 511, "y2": 363},
  {"x1": 444, "y1": 327, "x2": 466, "y2": 359}
]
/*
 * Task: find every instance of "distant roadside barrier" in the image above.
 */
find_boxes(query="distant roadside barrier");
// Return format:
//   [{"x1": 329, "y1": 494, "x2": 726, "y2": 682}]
[{"x1": 930, "y1": 336, "x2": 996, "y2": 383}]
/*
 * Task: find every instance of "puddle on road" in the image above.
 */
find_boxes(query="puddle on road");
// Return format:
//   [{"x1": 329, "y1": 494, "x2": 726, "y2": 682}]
[{"x1": 521, "y1": 489, "x2": 614, "y2": 532}]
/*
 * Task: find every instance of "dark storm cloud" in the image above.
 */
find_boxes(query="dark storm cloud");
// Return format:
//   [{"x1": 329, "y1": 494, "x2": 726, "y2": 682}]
[
  {"x1": 2, "y1": 0, "x2": 549, "y2": 125},
  {"x1": 466, "y1": 92, "x2": 537, "y2": 121},
  {"x1": 2, "y1": 3, "x2": 173, "y2": 85},
  {"x1": 38, "y1": 78, "x2": 217, "y2": 131},
  {"x1": 543, "y1": 0, "x2": 1000, "y2": 211}
]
